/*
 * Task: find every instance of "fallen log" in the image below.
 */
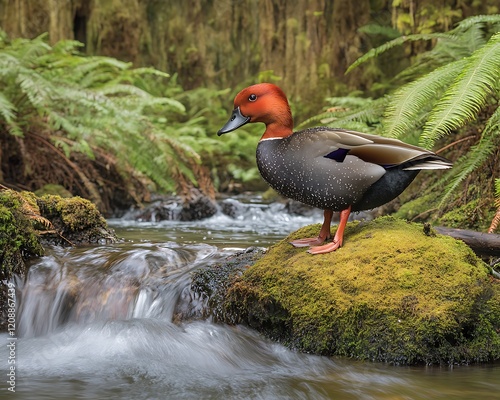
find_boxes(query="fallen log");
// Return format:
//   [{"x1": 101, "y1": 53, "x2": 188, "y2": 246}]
[{"x1": 433, "y1": 226, "x2": 500, "y2": 257}]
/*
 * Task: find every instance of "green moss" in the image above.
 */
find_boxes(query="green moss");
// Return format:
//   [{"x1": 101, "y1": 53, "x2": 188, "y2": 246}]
[
  {"x1": 438, "y1": 198, "x2": 496, "y2": 231},
  {"x1": 1, "y1": 191, "x2": 115, "y2": 278},
  {"x1": 38, "y1": 195, "x2": 110, "y2": 236},
  {"x1": 0, "y1": 191, "x2": 44, "y2": 278},
  {"x1": 392, "y1": 194, "x2": 437, "y2": 220},
  {"x1": 224, "y1": 216, "x2": 499, "y2": 364},
  {"x1": 35, "y1": 194, "x2": 116, "y2": 245}
]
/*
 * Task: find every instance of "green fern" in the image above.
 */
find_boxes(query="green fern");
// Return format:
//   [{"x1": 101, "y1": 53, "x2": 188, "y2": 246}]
[
  {"x1": 452, "y1": 14, "x2": 500, "y2": 31},
  {"x1": 358, "y1": 24, "x2": 401, "y2": 40},
  {"x1": 384, "y1": 59, "x2": 467, "y2": 138},
  {"x1": 0, "y1": 31, "x2": 215, "y2": 207},
  {"x1": 298, "y1": 97, "x2": 386, "y2": 132},
  {"x1": 0, "y1": 92, "x2": 22, "y2": 136},
  {"x1": 420, "y1": 32, "x2": 500, "y2": 149},
  {"x1": 441, "y1": 105, "x2": 500, "y2": 202},
  {"x1": 346, "y1": 33, "x2": 454, "y2": 75}
]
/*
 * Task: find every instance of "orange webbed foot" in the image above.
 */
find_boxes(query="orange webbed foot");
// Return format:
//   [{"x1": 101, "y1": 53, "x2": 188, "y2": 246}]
[
  {"x1": 307, "y1": 239, "x2": 342, "y2": 254},
  {"x1": 307, "y1": 206, "x2": 351, "y2": 255},
  {"x1": 290, "y1": 236, "x2": 330, "y2": 248},
  {"x1": 289, "y1": 209, "x2": 334, "y2": 248}
]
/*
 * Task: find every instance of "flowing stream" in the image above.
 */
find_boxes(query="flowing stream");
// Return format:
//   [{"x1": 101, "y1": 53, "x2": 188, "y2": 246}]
[{"x1": 1, "y1": 198, "x2": 499, "y2": 399}]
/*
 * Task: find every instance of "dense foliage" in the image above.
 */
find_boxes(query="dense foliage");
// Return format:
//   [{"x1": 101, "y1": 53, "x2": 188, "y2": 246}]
[
  {"x1": 3, "y1": 0, "x2": 497, "y2": 110},
  {"x1": 0, "y1": 32, "x2": 260, "y2": 213}
]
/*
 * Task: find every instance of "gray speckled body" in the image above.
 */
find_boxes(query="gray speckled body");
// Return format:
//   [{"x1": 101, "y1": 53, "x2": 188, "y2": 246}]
[{"x1": 256, "y1": 128, "x2": 420, "y2": 212}]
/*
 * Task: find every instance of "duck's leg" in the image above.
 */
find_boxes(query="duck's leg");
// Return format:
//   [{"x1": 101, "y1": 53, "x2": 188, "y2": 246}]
[
  {"x1": 290, "y1": 209, "x2": 333, "y2": 247},
  {"x1": 307, "y1": 206, "x2": 351, "y2": 254}
]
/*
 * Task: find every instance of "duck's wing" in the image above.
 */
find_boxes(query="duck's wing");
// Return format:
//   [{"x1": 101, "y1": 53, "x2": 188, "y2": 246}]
[{"x1": 300, "y1": 128, "x2": 452, "y2": 170}]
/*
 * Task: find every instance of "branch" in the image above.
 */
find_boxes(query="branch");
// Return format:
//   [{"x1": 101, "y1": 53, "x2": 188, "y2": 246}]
[{"x1": 432, "y1": 226, "x2": 500, "y2": 257}]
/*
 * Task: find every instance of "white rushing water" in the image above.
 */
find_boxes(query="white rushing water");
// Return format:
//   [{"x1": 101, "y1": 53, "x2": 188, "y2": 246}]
[{"x1": 1, "y1": 199, "x2": 499, "y2": 399}]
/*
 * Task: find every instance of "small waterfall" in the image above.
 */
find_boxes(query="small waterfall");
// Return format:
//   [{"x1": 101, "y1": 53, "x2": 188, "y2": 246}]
[
  {"x1": 15, "y1": 197, "x2": 321, "y2": 339},
  {"x1": 16, "y1": 242, "x2": 218, "y2": 338}
]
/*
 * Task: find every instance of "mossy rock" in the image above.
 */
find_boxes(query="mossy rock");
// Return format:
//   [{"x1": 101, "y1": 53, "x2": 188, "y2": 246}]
[
  {"x1": 222, "y1": 216, "x2": 500, "y2": 365},
  {"x1": 1, "y1": 189, "x2": 117, "y2": 330},
  {"x1": 0, "y1": 190, "x2": 116, "y2": 277},
  {"x1": 37, "y1": 194, "x2": 116, "y2": 245},
  {"x1": 174, "y1": 247, "x2": 264, "y2": 323}
]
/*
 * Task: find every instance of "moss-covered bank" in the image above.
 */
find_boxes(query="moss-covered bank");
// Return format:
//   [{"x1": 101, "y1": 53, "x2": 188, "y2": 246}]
[
  {"x1": 1, "y1": 190, "x2": 116, "y2": 266},
  {"x1": 0, "y1": 190, "x2": 44, "y2": 280},
  {"x1": 219, "y1": 217, "x2": 499, "y2": 365}
]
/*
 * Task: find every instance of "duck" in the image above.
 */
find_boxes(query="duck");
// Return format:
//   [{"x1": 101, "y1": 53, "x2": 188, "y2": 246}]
[{"x1": 217, "y1": 83, "x2": 452, "y2": 254}]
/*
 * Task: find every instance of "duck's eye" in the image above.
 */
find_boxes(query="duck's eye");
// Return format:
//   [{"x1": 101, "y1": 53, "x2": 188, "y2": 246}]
[{"x1": 248, "y1": 94, "x2": 257, "y2": 102}]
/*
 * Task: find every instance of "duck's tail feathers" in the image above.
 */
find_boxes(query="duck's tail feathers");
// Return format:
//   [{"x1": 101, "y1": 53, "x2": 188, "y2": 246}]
[{"x1": 403, "y1": 155, "x2": 453, "y2": 170}]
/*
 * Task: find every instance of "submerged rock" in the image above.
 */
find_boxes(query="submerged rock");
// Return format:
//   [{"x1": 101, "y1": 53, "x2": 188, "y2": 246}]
[{"x1": 192, "y1": 217, "x2": 500, "y2": 365}]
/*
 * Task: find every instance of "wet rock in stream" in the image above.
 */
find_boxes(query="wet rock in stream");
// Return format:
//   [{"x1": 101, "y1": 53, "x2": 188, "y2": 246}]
[
  {"x1": 173, "y1": 247, "x2": 265, "y2": 323},
  {"x1": 124, "y1": 189, "x2": 218, "y2": 222}
]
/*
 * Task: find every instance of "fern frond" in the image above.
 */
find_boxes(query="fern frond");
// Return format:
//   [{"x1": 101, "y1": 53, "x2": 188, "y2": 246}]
[
  {"x1": 79, "y1": 71, "x2": 117, "y2": 88},
  {"x1": 129, "y1": 67, "x2": 170, "y2": 79},
  {"x1": 297, "y1": 97, "x2": 382, "y2": 129},
  {"x1": 358, "y1": 24, "x2": 401, "y2": 39},
  {"x1": 0, "y1": 52, "x2": 22, "y2": 75},
  {"x1": 0, "y1": 92, "x2": 22, "y2": 136},
  {"x1": 16, "y1": 72, "x2": 55, "y2": 108},
  {"x1": 420, "y1": 32, "x2": 500, "y2": 149},
  {"x1": 51, "y1": 39, "x2": 84, "y2": 54},
  {"x1": 11, "y1": 34, "x2": 51, "y2": 60},
  {"x1": 346, "y1": 33, "x2": 453, "y2": 74},
  {"x1": 452, "y1": 14, "x2": 500, "y2": 32},
  {"x1": 439, "y1": 143, "x2": 493, "y2": 207},
  {"x1": 29, "y1": 214, "x2": 54, "y2": 230},
  {"x1": 5, "y1": 189, "x2": 55, "y2": 231},
  {"x1": 329, "y1": 101, "x2": 386, "y2": 130},
  {"x1": 383, "y1": 59, "x2": 466, "y2": 138},
  {"x1": 74, "y1": 57, "x2": 131, "y2": 75},
  {"x1": 98, "y1": 83, "x2": 152, "y2": 98},
  {"x1": 439, "y1": 106, "x2": 500, "y2": 206},
  {"x1": 324, "y1": 96, "x2": 374, "y2": 108}
]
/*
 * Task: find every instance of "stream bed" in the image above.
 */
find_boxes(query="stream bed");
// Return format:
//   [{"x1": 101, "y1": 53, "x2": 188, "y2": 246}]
[{"x1": 1, "y1": 199, "x2": 499, "y2": 399}]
